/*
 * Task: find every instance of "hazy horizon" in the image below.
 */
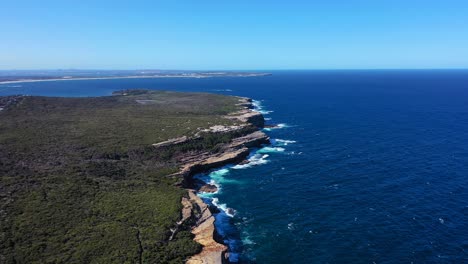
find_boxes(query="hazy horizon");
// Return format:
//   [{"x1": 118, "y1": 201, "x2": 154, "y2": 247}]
[{"x1": 1, "y1": 68, "x2": 468, "y2": 72}]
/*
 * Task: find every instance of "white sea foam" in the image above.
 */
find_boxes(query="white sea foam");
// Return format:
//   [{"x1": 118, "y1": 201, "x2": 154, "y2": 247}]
[
  {"x1": 196, "y1": 168, "x2": 237, "y2": 198},
  {"x1": 212, "y1": 198, "x2": 236, "y2": 217},
  {"x1": 257, "y1": 147, "x2": 285, "y2": 154},
  {"x1": 198, "y1": 191, "x2": 216, "y2": 198},
  {"x1": 232, "y1": 153, "x2": 270, "y2": 169},
  {"x1": 271, "y1": 139, "x2": 297, "y2": 146},
  {"x1": 259, "y1": 109, "x2": 273, "y2": 115},
  {"x1": 204, "y1": 167, "x2": 241, "y2": 184},
  {"x1": 231, "y1": 147, "x2": 285, "y2": 169},
  {"x1": 252, "y1": 100, "x2": 262, "y2": 109},
  {"x1": 251, "y1": 99, "x2": 273, "y2": 114},
  {"x1": 209, "y1": 168, "x2": 229, "y2": 182},
  {"x1": 264, "y1": 123, "x2": 290, "y2": 131}
]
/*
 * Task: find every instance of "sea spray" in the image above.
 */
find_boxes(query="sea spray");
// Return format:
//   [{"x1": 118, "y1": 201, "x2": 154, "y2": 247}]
[
  {"x1": 252, "y1": 100, "x2": 273, "y2": 115},
  {"x1": 263, "y1": 123, "x2": 290, "y2": 131},
  {"x1": 257, "y1": 147, "x2": 286, "y2": 154},
  {"x1": 232, "y1": 153, "x2": 270, "y2": 169},
  {"x1": 271, "y1": 139, "x2": 297, "y2": 146}
]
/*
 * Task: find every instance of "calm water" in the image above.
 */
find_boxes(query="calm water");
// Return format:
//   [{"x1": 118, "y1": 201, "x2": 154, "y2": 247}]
[{"x1": 2, "y1": 70, "x2": 468, "y2": 263}]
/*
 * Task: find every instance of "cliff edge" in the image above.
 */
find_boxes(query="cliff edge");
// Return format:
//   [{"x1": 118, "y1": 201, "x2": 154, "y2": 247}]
[{"x1": 164, "y1": 97, "x2": 269, "y2": 263}]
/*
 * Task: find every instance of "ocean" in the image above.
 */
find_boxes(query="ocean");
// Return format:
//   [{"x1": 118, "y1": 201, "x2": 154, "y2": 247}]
[{"x1": 1, "y1": 70, "x2": 468, "y2": 263}]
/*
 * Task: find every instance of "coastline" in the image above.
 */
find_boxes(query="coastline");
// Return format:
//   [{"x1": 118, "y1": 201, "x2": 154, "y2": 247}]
[
  {"x1": 164, "y1": 97, "x2": 269, "y2": 263},
  {"x1": 0, "y1": 90, "x2": 268, "y2": 263},
  {"x1": 0, "y1": 73, "x2": 271, "y2": 85}
]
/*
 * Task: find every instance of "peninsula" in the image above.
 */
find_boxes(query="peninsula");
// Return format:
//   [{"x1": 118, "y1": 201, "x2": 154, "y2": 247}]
[
  {"x1": 0, "y1": 89, "x2": 268, "y2": 263},
  {"x1": 0, "y1": 70, "x2": 271, "y2": 84}
]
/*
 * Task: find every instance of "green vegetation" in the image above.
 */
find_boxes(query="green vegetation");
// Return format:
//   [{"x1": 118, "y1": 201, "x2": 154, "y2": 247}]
[{"x1": 0, "y1": 90, "x2": 243, "y2": 263}]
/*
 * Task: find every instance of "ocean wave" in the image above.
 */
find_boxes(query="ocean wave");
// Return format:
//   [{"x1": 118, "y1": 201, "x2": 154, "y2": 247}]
[
  {"x1": 271, "y1": 139, "x2": 297, "y2": 146},
  {"x1": 196, "y1": 168, "x2": 240, "y2": 197},
  {"x1": 205, "y1": 168, "x2": 241, "y2": 184},
  {"x1": 252, "y1": 100, "x2": 263, "y2": 110},
  {"x1": 198, "y1": 191, "x2": 217, "y2": 198},
  {"x1": 232, "y1": 146, "x2": 285, "y2": 169},
  {"x1": 212, "y1": 198, "x2": 236, "y2": 217},
  {"x1": 259, "y1": 110, "x2": 273, "y2": 115},
  {"x1": 232, "y1": 153, "x2": 270, "y2": 169},
  {"x1": 263, "y1": 123, "x2": 290, "y2": 131},
  {"x1": 209, "y1": 168, "x2": 229, "y2": 181},
  {"x1": 257, "y1": 147, "x2": 285, "y2": 154}
]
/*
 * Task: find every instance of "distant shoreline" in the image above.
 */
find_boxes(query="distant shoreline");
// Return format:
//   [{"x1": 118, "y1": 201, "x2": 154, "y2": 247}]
[{"x1": 0, "y1": 73, "x2": 271, "y2": 85}]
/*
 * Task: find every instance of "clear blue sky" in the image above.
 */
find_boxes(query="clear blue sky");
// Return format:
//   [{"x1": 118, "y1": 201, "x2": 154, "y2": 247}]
[{"x1": 1, "y1": 0, "x2": 468, "y2": 70}]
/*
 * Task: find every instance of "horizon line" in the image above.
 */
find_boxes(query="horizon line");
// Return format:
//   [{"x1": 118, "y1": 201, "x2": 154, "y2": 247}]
[{"x1": 1, "y1": 68, "x2": 468, "y2": 72}]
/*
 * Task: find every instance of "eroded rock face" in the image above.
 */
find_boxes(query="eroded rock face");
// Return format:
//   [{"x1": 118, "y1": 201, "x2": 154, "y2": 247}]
[
  {"x1": 199, "y1": 184, "x2": 218, "y2": 193},
  {"x1": 238, "y1": 159, "x2": 249, "y2": 165},
  {"x1": 243, "y1": 111, "x2": 265, "y2": 128},
  {"x1": 226, "y1": 110, "x2": 265, "y2": 128},
  {"x1": 229, "y1": 130, "x2": 269, "y2": 148},
  {"x1": 186, "y1": 191, "x2": 228, "y2": 264},
  {"x1": 226, "y1": 97, "x2": 265, "y2": 128}
]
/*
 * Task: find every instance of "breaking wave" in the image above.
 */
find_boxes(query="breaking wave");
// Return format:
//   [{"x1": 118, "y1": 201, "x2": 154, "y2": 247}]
[
  {"x1": 252, "y1": 100, "x2": 273, "y2": 115},
  {"x1": 232, "y1": 153, "x2": 270, "y2": 169},
  {"x1": 263, "y1": 123, "x2": 290, "y2": 131},
  {"x1": 271, "y1": 139, "x2": 297, "y2": 146},
  {"x1": 212, "y1": 198, "x2": 236, "y2": 217},
  {"x1": 257, "y1": 147, "x2": 285, "y2": 153}
]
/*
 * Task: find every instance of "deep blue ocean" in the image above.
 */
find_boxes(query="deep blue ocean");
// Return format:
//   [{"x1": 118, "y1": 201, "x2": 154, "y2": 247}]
[{"x1": 2, "y1": 70, "x2": 468, "y2": 263}]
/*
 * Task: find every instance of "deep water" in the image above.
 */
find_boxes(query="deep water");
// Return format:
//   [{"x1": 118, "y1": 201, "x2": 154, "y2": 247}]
[{"x1": 2, "y1": 70, "x2": 468, "y2": 263}]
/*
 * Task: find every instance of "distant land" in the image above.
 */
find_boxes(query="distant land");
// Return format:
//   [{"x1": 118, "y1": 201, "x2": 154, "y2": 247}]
[{"x1": 0, "y1": 70, "x2": 271, "y2": 84}]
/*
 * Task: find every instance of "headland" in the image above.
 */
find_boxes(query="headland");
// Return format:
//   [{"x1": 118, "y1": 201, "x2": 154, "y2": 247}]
[{"x1": 0, "y1": 89, "x2": 268, "y2": 263}]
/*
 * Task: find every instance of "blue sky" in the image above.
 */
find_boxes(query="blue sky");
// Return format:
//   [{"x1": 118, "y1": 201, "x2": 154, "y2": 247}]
[{"x1": 1, "y1": 0, "x2": 468, "y2": 70}]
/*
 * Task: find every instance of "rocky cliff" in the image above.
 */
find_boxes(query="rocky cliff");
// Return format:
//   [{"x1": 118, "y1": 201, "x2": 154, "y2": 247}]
[{"x1": 160, "y1": 96, "x2": 269, "y2": 263}]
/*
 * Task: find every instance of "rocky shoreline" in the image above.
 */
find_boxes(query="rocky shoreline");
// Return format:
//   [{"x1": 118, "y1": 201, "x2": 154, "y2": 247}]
[
  {"x1": 0, "y1": 90, "x2": 267, "y2": 263},
  {"x1": 159, "y1": 97, "x2": 269, "y2": 263}
]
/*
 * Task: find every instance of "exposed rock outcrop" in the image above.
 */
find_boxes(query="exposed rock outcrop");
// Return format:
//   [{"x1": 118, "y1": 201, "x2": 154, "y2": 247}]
[
  {"x1": 186, "y1": 191, "x2": 228, "y2": 264},
  {"x1": 226, "y1": 109, "x2": 264, "y2": 128},
  {"x1": 152, "y1": 136, "x2": 190, "y2": 148},
  {"x1": 227, "y1": 97, "x2": 264, "y2": 128},
  {"x1": 199, "y1": 184, "x2": 218, "y2": 193}
]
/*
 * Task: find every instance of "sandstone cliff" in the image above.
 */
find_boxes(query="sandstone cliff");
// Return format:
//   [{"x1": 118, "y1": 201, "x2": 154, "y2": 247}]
[{"x1": 167, "y1": 97, "x2": 269, "y2": 263}]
